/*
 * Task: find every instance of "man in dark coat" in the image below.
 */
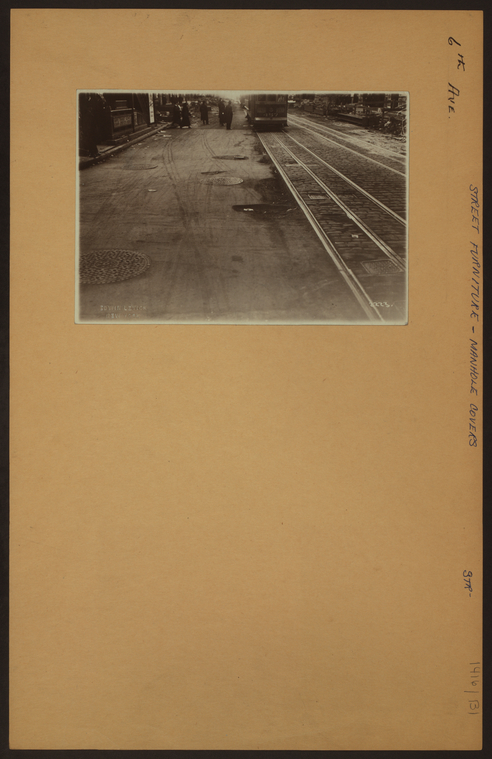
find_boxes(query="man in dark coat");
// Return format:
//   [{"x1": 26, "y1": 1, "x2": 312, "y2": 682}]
[
  {"x1": 180, "y1": 102, "x2": 191, "y2": 128},
  {"x1": 200, "y1": 100, "x2": 209, "y2": 125},
  {"x1": 225, "y1": 100, "x2": 233, "y2": 130},
  {"x1": 218, "y1": 98, "x2": 226, "y2": 126},
  {"x1": 172, "y1": 103, "x2": 181, "y2": 128}
]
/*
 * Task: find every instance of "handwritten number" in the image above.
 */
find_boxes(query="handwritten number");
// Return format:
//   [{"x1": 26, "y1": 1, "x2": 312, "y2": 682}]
[{"x1": 448, "y1": 36, "x2": 461, "y2": 46}]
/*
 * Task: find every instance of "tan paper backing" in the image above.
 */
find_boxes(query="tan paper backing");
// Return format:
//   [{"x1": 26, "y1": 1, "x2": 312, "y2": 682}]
[{"x1": 10, "y1": 9, "x2": 482, "y2": 750}]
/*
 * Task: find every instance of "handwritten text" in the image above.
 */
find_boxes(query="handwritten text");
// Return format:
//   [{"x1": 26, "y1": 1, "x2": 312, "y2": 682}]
[
  {"x1": 465, "y1": 663, "x2": 481, "y2": 717},
  {"x1": 448, "y1": 37, "x2": 465, "y2": 114}
]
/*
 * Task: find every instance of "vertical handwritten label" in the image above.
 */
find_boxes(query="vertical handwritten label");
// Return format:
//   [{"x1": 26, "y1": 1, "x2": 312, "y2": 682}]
[
  {"x1": 464, "y1": 663, "x2": 481, "y2": 716},
  {"x1": 448, "y1": 37, "x2": 465, "y2": 114},
  {"x1": 468, "y1": 404, "x2": 478, "y2": 447},
  {"x1": 469, "y1": 245, "x2": 480, "y2": 324},
  {"x1": 470, "y1": 185, "x2": 480, "y2": 235},
  {"x1": 467, "y1": 186, "x2": 481, "y2": 446},
  {"x1": 448, "y1": 83, "x2": 460, "y2": 113}
]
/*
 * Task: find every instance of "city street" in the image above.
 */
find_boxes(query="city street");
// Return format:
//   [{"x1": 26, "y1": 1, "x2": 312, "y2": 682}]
[{"x1": 78, "y1": 100, "x2": 407, "y2": 324}]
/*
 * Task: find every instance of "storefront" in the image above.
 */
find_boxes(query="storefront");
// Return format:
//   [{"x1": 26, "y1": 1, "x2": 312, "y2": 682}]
[{"x1": 103, "y1": 93, "x2": 156, "y2": 142}]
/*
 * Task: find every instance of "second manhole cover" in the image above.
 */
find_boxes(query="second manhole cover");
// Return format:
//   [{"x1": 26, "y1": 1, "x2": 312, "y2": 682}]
[
  {"x1": 203, "y1": 176, "x2": 243, "y2": 185},
  {"x1": 214, "y1": 155, "x2": 248, "y2": 160}
]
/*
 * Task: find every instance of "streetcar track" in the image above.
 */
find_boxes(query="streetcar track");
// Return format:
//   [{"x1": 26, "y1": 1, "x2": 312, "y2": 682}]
[
  {"x1": 289, "y1": 113, "x2": 406, "y2": 161},
  {"x1": 257, "y1": 133, "x2": 385, "y2": 323},
  {"x1": 288, "y1": 114, "x2": 406, "y2": 177},
  {"x1": 288, "y1": 112, "x2": 406, "y2": 158},
  {"x1": 282, "y1": 131, "x2": 406, "y2": 227},
  {"x1": 269, "y1": 133, "x2": 405, "y2": 271}
]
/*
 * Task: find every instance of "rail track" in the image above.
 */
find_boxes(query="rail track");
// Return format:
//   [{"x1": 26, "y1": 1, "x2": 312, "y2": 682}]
[
  {"x1": 257, "y1": 126, "x2": 408, "y2": 324},
  {"x1": 287, "y1": 112, "x2": 406, "y2": 175}
]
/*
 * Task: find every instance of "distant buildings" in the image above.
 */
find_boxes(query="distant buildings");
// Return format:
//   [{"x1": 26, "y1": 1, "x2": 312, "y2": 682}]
[{"x1": 79, "y1": 92, "x2": 216, "y2": 154}]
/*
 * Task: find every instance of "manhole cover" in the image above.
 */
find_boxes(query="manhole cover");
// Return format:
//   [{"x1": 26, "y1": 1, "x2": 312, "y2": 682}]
[
  {"x1": 232, "y1": 204, "x2": 296, "y2": 215},
  {"x1": 124, "y1": 165, "x2": 158, "y2": 170},
  {"x1": 203, "y1": 176, "x2": 243, "y2": 185},
  {"x1": 213, "y1": 155, "x2": 248, "y2": 160},
  {"x1": 79, "y1": 249, "x2": 151, "y2": 285},
  {"x1": 361, "y1": 260, "x2": 401, "y2": 275}
]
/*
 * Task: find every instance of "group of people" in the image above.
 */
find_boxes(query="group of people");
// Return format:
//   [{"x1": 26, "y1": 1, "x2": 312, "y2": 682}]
[
  {"x1": 170, "y1": 99, "x2": 234, "y2": 130},
  {"x1": 171, "y1": 101, "x2": 192, "y2": 129}
]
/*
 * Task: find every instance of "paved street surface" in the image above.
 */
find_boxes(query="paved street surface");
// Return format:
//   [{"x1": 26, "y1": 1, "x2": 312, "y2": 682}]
[
  {"x1": 78, "y1": 105, "x2": 368, "y2": 324},
  {"x1": 257, "y1": 122, "x2": 407, "y2": 323}
]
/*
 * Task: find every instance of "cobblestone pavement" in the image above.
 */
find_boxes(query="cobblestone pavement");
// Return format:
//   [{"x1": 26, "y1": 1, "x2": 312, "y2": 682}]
[
  {"x1": 289, "y1": 110, "x2": 407, "y2": 159},
  {"x1": 258, "y1": 123, "x2": 407, "y2": 323}
]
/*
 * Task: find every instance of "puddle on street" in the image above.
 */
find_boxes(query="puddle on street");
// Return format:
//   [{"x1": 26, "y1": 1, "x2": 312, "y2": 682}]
[{"x1": 202, "y1": 176, "x2": 243, "y2": 185}]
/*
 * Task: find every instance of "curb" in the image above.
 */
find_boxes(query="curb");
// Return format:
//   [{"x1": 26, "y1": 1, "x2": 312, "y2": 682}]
[{"x1": 79, "y1": 123, "x2": 174, "y2": 170}]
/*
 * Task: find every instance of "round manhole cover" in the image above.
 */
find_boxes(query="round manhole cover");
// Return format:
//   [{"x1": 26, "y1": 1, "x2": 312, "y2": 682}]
[
  {"x1": 214, "y1": 155, "x2": 248, "y2": 160},
  {"x1": 124, "y1": 164, "x2": 158, "y2": 170},
  {"x1": 203, "y1": 176, "x2": 243, "y2": 185},
  {"x1": 80, "y1": 249, "x2": 151, "y2": 285}
]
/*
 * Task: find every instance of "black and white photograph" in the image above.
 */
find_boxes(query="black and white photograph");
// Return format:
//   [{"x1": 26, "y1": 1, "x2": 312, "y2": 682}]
[
  {"x1": 77, "y1": 90, "x2": 408, "y2": 324},
  {"x1": 12, "y1": 7, "x2": 484, "y2": 751}
]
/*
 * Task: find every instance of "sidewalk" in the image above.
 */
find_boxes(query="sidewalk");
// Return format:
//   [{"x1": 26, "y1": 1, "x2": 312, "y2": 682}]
[{"x1": 79, "y1": 121, "x2": 175, "y2": 170}]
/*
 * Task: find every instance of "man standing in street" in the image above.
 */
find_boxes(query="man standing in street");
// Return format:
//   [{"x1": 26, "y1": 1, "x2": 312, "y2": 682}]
[
  {"x1": 172, "y1": 102, "x2": 181, "y2": 128},
  {"x1": 218, "y1": 98, "x2": 226, "y2": 126},
  {"x1": 180, "y1": 101, "x2": 191, "y2": 128},
  {"x1": 225, "y1": 100, "x2": 233, "y2": 130},
  {"x1": 200, "y1": 100, "x2": 209, "y2": 125}
]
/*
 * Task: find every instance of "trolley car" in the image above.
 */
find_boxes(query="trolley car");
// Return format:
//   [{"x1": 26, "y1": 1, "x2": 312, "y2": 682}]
[{"x1": 242, "y1": 93, "x2": 288, "y2": 130}]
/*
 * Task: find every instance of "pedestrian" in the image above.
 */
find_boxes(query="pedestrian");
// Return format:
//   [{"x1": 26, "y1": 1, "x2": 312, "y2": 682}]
[
  {"x1": 180, "y1": 101, "x2": 191, "y2": 129},
  {"x1": 200, "y1": 100, "x2": 209, "y2": 125},
  {"x1": 218, "y1": 98, "x2": 226, "y2": 126},
  {"x1": 172, "y1": 103, "x2": 181, "y2": 128},
  {"x1": 225, "y1": 100, "x2": 233, "y2": 130}
]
